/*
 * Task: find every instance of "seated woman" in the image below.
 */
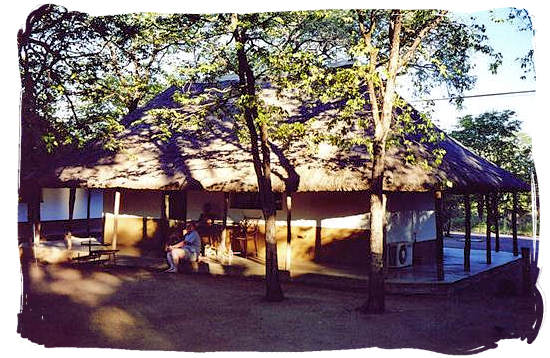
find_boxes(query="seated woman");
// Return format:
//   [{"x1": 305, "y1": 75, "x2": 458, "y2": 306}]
[{"x1": 164, "y1": 222, "x2": 201, "y2": 273}]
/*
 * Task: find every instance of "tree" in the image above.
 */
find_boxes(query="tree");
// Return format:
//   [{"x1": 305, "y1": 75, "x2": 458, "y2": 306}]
[
  {"x1": 449, "y1": 110, "x2": 535, "y2": 234},
  {"x1": 153, "y1": 12, "x2": 310, "y2": 301},
  {"x1": 272, "y1": 9, "x2": 500, "y2": 312},
  {"x1": 18, "y1": 5, "x2": 199, "y2": 158},
  {"x1": 156, "y1": 11, "x2": 350, "y2": 301},
  {"x1": 81, "y1": 12, "x2": 201, "y2": 149},
  {"x1": 230, "y1": 13, "x2": 285, "y2": 301},
  {"x1": 18, "y1": 5, "x2": 97, "y2": 163},
  {"x1": 450, "y1": 110, "x2": 533, "y2": 179}
]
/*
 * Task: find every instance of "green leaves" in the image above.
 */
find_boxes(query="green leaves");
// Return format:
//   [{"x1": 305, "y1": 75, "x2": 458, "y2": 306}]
[
  {"x1": 19, "y1": 5, "x2": 204, "y2": 158},
  {"x1": 41, "y1": 133, "x2": 58, "y2": 153},
  {"x1": 19, "y1": 6, "x2": 515, "y2": 181},
  {"x1": 449, "y1": 110, "x2": 533, "y2": 181}
]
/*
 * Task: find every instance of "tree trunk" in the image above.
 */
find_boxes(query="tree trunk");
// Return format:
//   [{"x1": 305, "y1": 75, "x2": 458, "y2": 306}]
[
  {"x1": 359, "y1": 140, "x2": 387, "y2": 313},
  {"x1": 232, "y1": 13, "x2": 283, "y2": 301},
  {"x1": 358, "y1": 11, "x2": 402, "y2": 314},
  {"x1": 264, "y1": 208, "x2": 283, "y2": 301}
]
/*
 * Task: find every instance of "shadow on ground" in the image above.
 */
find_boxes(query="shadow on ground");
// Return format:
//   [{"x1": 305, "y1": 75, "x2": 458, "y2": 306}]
[{"x1": 17, "y1": 260, "x2": 542, "y2": 354}]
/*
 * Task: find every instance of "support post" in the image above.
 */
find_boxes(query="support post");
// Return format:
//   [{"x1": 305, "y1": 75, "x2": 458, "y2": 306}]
[
  {"x1": 86, "y1": 189, "x2": 92, "y2": 237},
  {"x1": 464, "y1": 194, "x2": 471, "y2": 272},
  {"x1": 434, "y1": 190, "x2": 444, "y2": 281},
  {"x1": 30, "y1": 188, "x2": 41, "y2": 246},
  {"x1": 493, "y1": 193, "x2": 500, "y2": 252},
  {"x1": 521, "y1": 247, "x2": 532, "y2": 295},
  {"x1": 183, "y1": 191, "x2": 188, "y2": 224},
  {"x1": 512, "y1": 191, "x2": 519, "y2": 256},
  {"x1": 68, "y1": 187, "x2": 76, "y2": 232},
  {"x1": 485, "y1": 194, "x2": 492, "y2": 264},
  {"x1": 112, "y1": 190, "x2": 120, "y2": 250},
  {"x1": 285, "y1": 192, "x2": 292, "y2": 273},
  {"x1": 221, "y1": 192, "x2": 229, "y2": 251},
  {"x1": 161, "y1": 191, "x2": 170, "y2": 245}
]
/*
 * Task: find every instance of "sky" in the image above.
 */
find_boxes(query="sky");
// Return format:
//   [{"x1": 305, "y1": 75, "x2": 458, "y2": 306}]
[
  {"x1": 1, "y1": 1, "x2": 548, "y2": 357},
  {"x1": 398, "y1": 8, "x2": 537, "y2": 136}
]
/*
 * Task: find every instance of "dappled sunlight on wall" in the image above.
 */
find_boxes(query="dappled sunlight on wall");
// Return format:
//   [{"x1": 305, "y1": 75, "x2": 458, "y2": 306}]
[
  {"x1": 96, "y1": 189, "x2": 438, "y2": 264},
  {"x1": 250, "y1": 225, "x2": 368, "y2": 266},
  {"x1": 414, "y1": 210, "x2": 436, "y2": 241},
  {"x1": 386, "y1": 211, "x2": 414, "y2": 243},
  {"x1": 104, "y1": 214, "x2": 163, "y2": 251}
]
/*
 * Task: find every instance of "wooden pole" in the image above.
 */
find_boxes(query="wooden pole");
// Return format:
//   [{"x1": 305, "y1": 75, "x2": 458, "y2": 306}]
[
  {"x1": 112, "y1": 190, "x2": 120, "y2": 249},
  {"x1": 221, "y1": 192, "x2": 229, "y2": 251},
  {"x1": 464, "y1": 194, "x2": 471, "y2": 272},
  {"x1": 485, "y1": 194, "x2": 492, "y2": 264},
  {"x1": 493, "y1": 193, "x2": 500, "y2": 252},
  {"x1": 161, "y1": 191, "x2": 170, "y2": 245},
  {"x1": 512, "y1": 191, "x2": 519, "y2": 256},
  {"x1": 183, "y1": 190, "x2": 188, "y2": 224},
  {"x1": 164, "y1": 192, "x2": 170, "y2": 219},
  {"x1": 31, "y1": 188, "x2": 41, "y2": 246},
  {"x1": 68, "y1": 187, "x2": 76, "y2": 232},
  {"x1": 86, "y1": 189, "x2": 91, "y2": 237},
  {"x1": 434, "y1": 191, "x2": 444, "y2": 281},
  {"x1": 285, "y1": 192, "x2": 292, "y2": 273},
  {"x1": 521, "y1": 247, "x2": 532, "y2": 295}
]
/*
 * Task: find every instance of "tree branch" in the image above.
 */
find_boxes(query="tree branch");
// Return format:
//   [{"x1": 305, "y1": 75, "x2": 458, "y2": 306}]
[
  {"x1": 399, "y1": 11, "x2": 448, "y2": 70},
  {"x1": 357, "y1": 9, "x2": 381, "y2": 126}
]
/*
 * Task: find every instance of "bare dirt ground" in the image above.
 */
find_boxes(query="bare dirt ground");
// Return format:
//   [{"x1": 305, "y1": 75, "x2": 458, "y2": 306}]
[{"x1": 18, "y1": 262, "x2": 542, "y2": 354}]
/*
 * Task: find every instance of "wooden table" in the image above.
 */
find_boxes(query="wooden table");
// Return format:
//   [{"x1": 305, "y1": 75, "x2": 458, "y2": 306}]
[{"x1": 73, "y1": 240, "x2": 119, "y2": 265}]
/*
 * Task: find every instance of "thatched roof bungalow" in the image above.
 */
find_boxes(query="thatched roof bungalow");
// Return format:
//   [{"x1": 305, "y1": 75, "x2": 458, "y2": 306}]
[{"x1": 19, "y1": 84, "x2": 529, "y2": 271}]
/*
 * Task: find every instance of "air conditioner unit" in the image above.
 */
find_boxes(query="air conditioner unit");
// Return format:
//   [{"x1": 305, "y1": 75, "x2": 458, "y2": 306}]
[{"x1": 387, "y1": 242, "x2": 413, "y2": 268}]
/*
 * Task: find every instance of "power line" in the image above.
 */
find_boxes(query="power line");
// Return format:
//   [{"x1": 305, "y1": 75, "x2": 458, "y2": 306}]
[{"x1": 409, "y1": 89, "x2": 536, "y2": 102}]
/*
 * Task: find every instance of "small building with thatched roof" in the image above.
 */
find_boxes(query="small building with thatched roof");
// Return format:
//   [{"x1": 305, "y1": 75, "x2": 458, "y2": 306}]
[{"x1": 18, "y1": 84, "x2": 529, "y2": 271}]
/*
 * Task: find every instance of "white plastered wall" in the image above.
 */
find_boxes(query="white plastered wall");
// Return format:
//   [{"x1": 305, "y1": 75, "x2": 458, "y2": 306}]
[
  {"x1": 20, "y1": 188, "x2": 435, "y2": 243},
  {"x1": 184, "y1": 190, "x2": 435, "y2": 243},
  {"x1": 386, "y1": 192, "x2": 436, "y2": 243},
  {"x1": 17, "y1": 188, "x2": 103, "y2": 222}
]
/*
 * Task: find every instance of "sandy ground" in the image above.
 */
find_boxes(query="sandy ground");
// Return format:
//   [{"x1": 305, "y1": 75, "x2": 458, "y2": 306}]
[{"x1": 17, "y1": 262, "x2": 542, "y2": 354}]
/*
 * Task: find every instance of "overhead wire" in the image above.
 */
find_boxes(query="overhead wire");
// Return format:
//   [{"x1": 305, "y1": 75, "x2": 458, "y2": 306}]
[{"x1": 409, "y1": 89, "x2": 535, "y2": 102}]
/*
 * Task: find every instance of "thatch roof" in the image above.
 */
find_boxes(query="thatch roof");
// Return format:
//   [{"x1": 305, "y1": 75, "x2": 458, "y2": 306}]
[{"x1": 20, "y1": 84, "x2": 529, "y2": 194}]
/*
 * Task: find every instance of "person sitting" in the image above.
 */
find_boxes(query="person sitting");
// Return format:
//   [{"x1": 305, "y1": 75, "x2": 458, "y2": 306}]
[{"x1": 164, "y1": 222, "x2": 201, "y2": 273}]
